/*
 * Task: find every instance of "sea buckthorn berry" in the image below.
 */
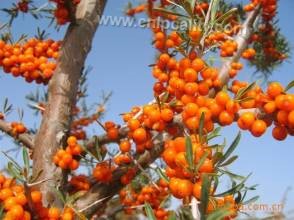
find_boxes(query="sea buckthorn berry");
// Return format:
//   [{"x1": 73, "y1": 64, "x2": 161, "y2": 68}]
[
  {"x1": 272, "y1": 126, "x2": 287, "y2": 141},
  {"x1": 216, "y1": 91, "x2": 230, "y2": 106},
  {"x1": 132, "y1": 127, "x2": 147, "y2": 144},
  {"x1": 119, "y1": 140, "x2": 131, "y2": 153},
  {"x1": 250, "y1": 120, "x2": 267, "y2": 137},
  {"x1": 267, "y1": 82, "x2": 284, "y2": 98},
  {"x1": 237, "y1": 112, "x2": 255, "y2": 130}
]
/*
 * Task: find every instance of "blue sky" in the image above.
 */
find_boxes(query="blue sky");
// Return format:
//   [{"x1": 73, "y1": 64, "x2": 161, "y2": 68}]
[{"x1": 0, "y1": 0, "x2": 294, "y2": 217}]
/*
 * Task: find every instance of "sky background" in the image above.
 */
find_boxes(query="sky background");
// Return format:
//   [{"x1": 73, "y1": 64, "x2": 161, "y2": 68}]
[{"x1": 0, "y1": 0, "x2": 294, "y2": 218}]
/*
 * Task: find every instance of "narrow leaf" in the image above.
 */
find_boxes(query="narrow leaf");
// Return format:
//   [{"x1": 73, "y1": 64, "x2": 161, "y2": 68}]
[
  {"x1": 285, "y1": 80, "x2": 294, "y2": 92},
  {"x1": 22, "y1": 148, "x2": 30, "y2": 176},
  {"x1": 144, "y1": 202, "x2": 156, "y2": 220},
  {"x1": 185, "y1": 136, "x2": 194, "y2": 170},
  {"x1": 198, "y1": 112, "x2": 205, "y2": 142},
  {"x1": 155, "y1": 167, "x2": 170, "y2": 183},
  {"x1": 242, "y1": 196, "x2": 260, "y2": 205},
  {"x1": 217, "y1": 131, "x2": 241, "y2": 165},
  {"x1": 219, "y1": 155, "x2": 238, "y2": 167},
  {"x1": 215, "y1": 173, "x2": 251, "y2": 197},
  {"x1": 200, "y1": 174, "x2": 211, "y2": 219}
]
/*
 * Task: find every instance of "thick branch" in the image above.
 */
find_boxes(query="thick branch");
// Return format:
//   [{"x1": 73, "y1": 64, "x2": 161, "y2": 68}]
[
  {"x1": 32, "y1": 0, "x2": 107, "y2": 207},
  {"x1": 216, "y1": 6, "x2": 261, "y2": 89},
  {"x1": 0, "y1": 119, "x2": 34, "y2": 149},
  {"x1": 206, "y1": 8, "x2": 260, "y2": 100}
]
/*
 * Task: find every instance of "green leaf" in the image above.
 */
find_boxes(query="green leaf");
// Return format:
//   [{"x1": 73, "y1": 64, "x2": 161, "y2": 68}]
[
  {"x1": 236, "y1": 96, "x2": 255, "y2": 103},
  {"x1": 185, "y1": 136, "x2": 194, "y2": 170},
  {"x1": 162, "y1": 92, "x2": 170, "y2": 103},
  {"x1": 22, "y1": 148, "x2": 30, "y2": 177},
  {"x1": 235, "y1": 82, "x2": 256, "y2": 100},
  {"x1": 144, "y1": 202, "x2": 156, "y2": 220},
  {"x1": 168, "y1": 211, "x2": 177, "y2": 220},
  {"x1": 207, "y1": 127, "x2": 221, "y2": 141},
  {"x1": 0, "y1": 205, "x2": 4, "y2": 219},
  {"x1": 29, "y1": 169, "x2": 43, "y2": 183},
  {"x1": 198, "y1": 112, "x2": 205, "y2": 142},
  {"x1": 51, "y1": 187, "x2": 66, "y2": 204},
  {"x1": 242, "y1": 195, "x2": 259, "y2": 205},
  {"x1": 207, "y1": 207, "x2": 231, "y2": 220},
  {"x1": 219, "y1": 155, "x2": 238, "y2": 167},
  {"x1": 7, "y1": 162, "x2": 23, "y2": 182},
  {"x1": 217, "y1": 131, "x2": 241, "y2": 166},
  {"x1": 285, "y1": 80, "x2": 294, "y2": 92},
  {"x1": 218, "y1": 169, "x2": 245, "y2": 181},
  {"x1": 2, "y1": 151, "x2": 22, "y2": 170},
  {"x1": 190, "y1": 0, "x2": 197, "y2": 12},
  {"x1": 155, "y1": 167, "x2": 170, "y2": 183},
  {"x1": 200, "y1": 174, "x2": 211, "y2": 219},
  {"x1": 215, "y1": 8, "x2": 238, "y2": 24},
  {"x1": 214, "y1": 173, "x2": 251, "y2": 197},
  {"x1": 210, "y1": 0, "x2": 220, "y2": 23}
]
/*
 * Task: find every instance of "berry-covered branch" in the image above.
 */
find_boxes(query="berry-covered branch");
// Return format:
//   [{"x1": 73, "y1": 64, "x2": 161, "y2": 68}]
[{"x1": 0, "y1": 119, "x2": 34, "y2": 149}]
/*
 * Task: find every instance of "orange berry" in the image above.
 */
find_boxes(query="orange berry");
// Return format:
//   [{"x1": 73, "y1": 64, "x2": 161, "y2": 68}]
[
  {"x1": 288, "y1": 110, "x2": 294, "y2": 127},
  {"x1": 267, "y1": 82, "x2": 284, "y2": 98},
  {"x1": 250, "y1": 120, "x2": 267, "y2": 137},
  {"x1": 216, "y1": 91, "x2": 230, "y2": 106},
  {"x1": 272, "y1": 126, "x2": 288, "y2": 141},
  {"x1": 184, "y1": 103, "x2": 198, "y2": 117},
  {"x1": 193, "y1": 182, "x2": 202, "y2": 199},
  {"x1": 67, "y1": 136, "x2": 77, "y2": 147},
  {"x1": 31, "y1": 191, "x2": 42, "y2": 203},
  {"x1": 191, "y1": 58, "x2": 205, "y2": 72},
  {"x1": 119, "y1": 140, "x2": 131, "y2": 153},
  {"x1": 107, "y1": 127, "x2": 119, "y2": 140},
  {"x1": 177, "y1": 179, "x2": 193, "y2": 198},
  {"x1": 48, "y1": 207, "x2": 60, "y2": 219},
  {"x1": 127, "y1": 119, "x2": 141, "y2": 131},
  {"x1": 263, "y1": 101, "x2": 276, "y2": 114},
  {"x1": 219, "y1": 111, "x2": 234, "y2": 126},
  {"x1": 133, "y1": 128, "x2": 147, "y2": 143},
  {"x1": 4, "y1": 197, "x2": 17, "y2": 210},
  {"x1": 199, "y1": 159, "x2": 214, "y2": 173},
  {"x1": 237, "y1": 112, "x2": 255, "y2": 130},
  {"x1": 160, "y1": 108, "x2": 174, "y2": 122},
  {"x1": 183, "y1": 68, "x2": 197, "y2": 82},
  {"x1": 9, "y1": 204, "x2": 24, "y2": 219}
]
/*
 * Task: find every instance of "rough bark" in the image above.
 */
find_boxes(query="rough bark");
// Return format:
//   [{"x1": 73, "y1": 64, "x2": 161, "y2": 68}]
[
  {"x1": 0, "y1": 119, "x2": 34, "y2": 149},
  {"x1": 32, "y1": 0, "x2": 107, "y2": 207}
]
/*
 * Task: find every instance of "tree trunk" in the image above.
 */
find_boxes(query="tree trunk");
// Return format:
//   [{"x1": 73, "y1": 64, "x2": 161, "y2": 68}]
[{"x1": 32, "y1": 0, "x2": 107, "y2": 207}]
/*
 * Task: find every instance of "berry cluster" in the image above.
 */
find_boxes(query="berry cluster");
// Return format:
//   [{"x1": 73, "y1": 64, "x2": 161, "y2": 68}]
[
  {"x1": 10, "y1": 122, "x2": 27, "y2": 136},
  {"x1": 0, "y1": 39, "x2": 60, "y2": 84},
  {"x1": 120, "y1": 179, "x2": 169, "y2": 219},
  {"x1": 49, "y1": 0, "x2": 81, "y2": 25},
  {"x1": 53, "y1": 136, "x2": 82, "y2": 170}
]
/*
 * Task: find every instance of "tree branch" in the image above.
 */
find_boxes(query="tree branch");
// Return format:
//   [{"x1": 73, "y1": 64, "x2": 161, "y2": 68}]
[
  {"x1": 75, "y1": 133, "x2": 169, "y2": 217},
  {"x1": 209, "y1": 6, "x2": 261, "y2": 98},
  {"x1": 0, "y1": 119, "x2": 34, "y2": 149},
  {"x1": 32, "y1": 0, "x2": 107, "y2": 207}
]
